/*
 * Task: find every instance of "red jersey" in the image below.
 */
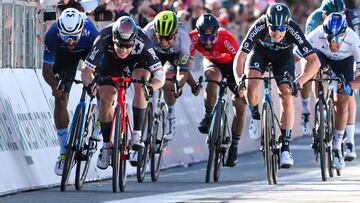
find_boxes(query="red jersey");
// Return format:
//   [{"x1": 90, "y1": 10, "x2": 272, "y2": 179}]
[{"x1": 189, "y1": 28, "x2": 239, "y2": 64}]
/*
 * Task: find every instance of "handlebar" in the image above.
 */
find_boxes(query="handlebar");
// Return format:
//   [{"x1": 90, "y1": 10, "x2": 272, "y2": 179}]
[{"x1": 54, "y1": 72, "x2": 82, "y2": 91}]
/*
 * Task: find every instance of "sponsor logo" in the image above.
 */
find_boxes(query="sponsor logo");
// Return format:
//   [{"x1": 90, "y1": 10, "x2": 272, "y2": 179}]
[
  {"x1": 89, "y1": 47, "x2": 99, "y2": 60},
  {"x1": 147, "y1": 48, "x2": 158, "y2": 60},
  {"x1": 248, "y1": 24, "x2": 266, "y2": 42},
  {"x1": 224, "y1": 40, "x2": 237, "y2": 55},
  {"x1": 276, "y1": 5, "x2": 283, "y2": 11},
  {"x1": 83, "y1": 29, "x2": 90, "y2": 37},
  {"x1": 287, "y1": 26, "x2": 304, "y2": 45}
]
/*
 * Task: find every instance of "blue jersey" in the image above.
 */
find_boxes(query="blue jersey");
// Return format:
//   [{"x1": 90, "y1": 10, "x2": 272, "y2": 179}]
[{"x1": 43, "y1": 17, "x2": 99, "y2": 65}]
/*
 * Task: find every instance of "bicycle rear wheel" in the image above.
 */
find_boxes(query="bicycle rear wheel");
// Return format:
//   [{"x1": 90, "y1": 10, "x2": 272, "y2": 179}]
[
  {"x1": 262, "y1": 102, "x2": 276, "y2": 185},
  {"x1": 326, "y1": 99, "x2": 335, "y2": 178},
  {"x1": 119, "y1": 117, "x2": 129, "y2": 192},
  {"x1": 151, "y1": 102, "x2": 166, "y2": 182},
  {"x1": 137, "y1": 104, "x2": 152, "y2": 183},
  {"x1": 316, "y1": 100, "x2": 327, "y2": 181},
  {"x1": 214, "y1": 108, "x2": 226, "y2": 182},
  {"x1": 61, "y1": 107, "x2": 84, "y2": 191},
  {"x1": 75, "y1": 104, "x2": 96, "y2": 190},
  {"x1": 112, "y1": 105, "x2": 122, "y2": 193},
  {"x1": 205, "y1": 105, "x2": 220, "y2": 183}
]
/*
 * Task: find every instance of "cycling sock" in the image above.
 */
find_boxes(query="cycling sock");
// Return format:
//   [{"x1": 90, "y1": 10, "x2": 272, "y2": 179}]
[
  {"x1": 281, "y1": 129, "x2": 292, "y2": 152},
  {"x1": 231, "y1": 134, "x2": 241, "y2": 146},
  {"x1": 167, "y1": 104, "x2": 175, "y2": 119},
  {"x1": 249, "y1": 105, "x2": 260, "y2": 120},
  {"x1": 133, "y1": 106, "x2": 146, "y2": 131},
  {"x1": 205, "y1": 106, "x2": 213, "y2": 118},
  {"x1": 332, "y1": 129, "x2": 345, "y2": 150},
  {"x1": 345, "y1": 124, "x2": 355, "y2": 145},
  {"x1": 100, "y1": 122, "x2": 112, "y2": 143},
  {"x1": 102, "y1": 142, "x2": 110, "y2": 149},
  {"x1": 301, "y1": 98, "x2": 311, "y2": 114},
  {"x1": 57, "y1": 128, "x2": 68, "y2": 154}
]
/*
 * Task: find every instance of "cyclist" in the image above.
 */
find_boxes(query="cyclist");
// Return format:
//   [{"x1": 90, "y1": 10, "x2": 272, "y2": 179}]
[
  {"x1": 42, "y1": 8, "x2": 100, "y2": 176},
  {"x1": 188, "y1": 13, "x2": 247, "y2": 167},
  {"x1": 143, "y1": 10, "x2": 192, "y2": 141},
  {"x1": 81, "y1": 16, "x2": 165, "y2": 170},
  {"x1": 299, "y1": 0, "x2": 360, "y2": 161},
  {"x1": 306, "y1": 13, "x2": 360, "y2": 169},
  {"x1": 233, "y1": 3, "x2": 320, "y2": 168}
]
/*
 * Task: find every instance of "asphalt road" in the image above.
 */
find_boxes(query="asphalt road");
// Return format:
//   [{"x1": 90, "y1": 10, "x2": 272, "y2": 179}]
[{"x1": 1, "y1": 136, "x2": 360, "y2": 203}]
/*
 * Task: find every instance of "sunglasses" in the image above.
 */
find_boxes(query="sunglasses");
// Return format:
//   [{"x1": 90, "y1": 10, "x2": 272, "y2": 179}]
[
  {"x1": 199, "y1": 34, "x2": 217, "y2": 42},
  {"x1": 269, "y1": 25, "x2": 287, "y2": 32},
  {"x1": 157, "y1": 34, "x2": 175, "y2": 41},
  {"x1": 60, "y1": 34, "x2": 81, "y2": 43},
  {"x1": 325, "y1": 34, "x2": 345, "y2": 43}
]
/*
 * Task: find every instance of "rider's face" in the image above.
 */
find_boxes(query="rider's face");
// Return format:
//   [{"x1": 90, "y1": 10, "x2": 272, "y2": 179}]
[
  {"x1": 114, "y1": 44, "x2": 133, "y2": 59},
  {"x1": 328, "y1": 41, "x2": 342, "y2": 52},
  {"x1": 268, "y1": 29, "x2": 286, "y2": 42},
  {"x1": 156, "y1": 34, "x2": 175, "y2": 49}
]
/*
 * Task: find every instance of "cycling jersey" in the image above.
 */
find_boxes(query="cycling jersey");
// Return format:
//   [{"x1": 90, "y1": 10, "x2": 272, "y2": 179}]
[
  {"x1": 43, "y1": 17, "x2": 99, "y2": 65},
  {"x1": 84, "y1": 24, "x2": 162, "y2": 73},
  {"x1": 189, "y1": 28, "x2": 239, "y2": 64},
  {"x1": 240, "y1": 15, "x2": 314, "y2": 58},
  {"x1": 307, "y1": 26, "x2": 360, "y2": 69},
  {"x1": 305, "y1": 9, "x2": 360, "y2": 37},
  {"x1": 144, "y1": 22, "x2": 192, "y2": 70}
]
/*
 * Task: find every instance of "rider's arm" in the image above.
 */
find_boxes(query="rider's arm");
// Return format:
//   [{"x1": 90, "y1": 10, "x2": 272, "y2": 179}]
[
  {"x1": 296, "y1": 52, "x2": 320, "y2": 87},
  {"x1": 233, "y1": 50, "x2": 248, "y2": 84},
  {"x1": 81, "y1": 66, "x2": 94, "y2": 87},
  {"x1": 42, "y1": 25, "x2": 59, "y2": 89},
  {"x1": 144, "y1": 47, "x2": 164, "y2": 90},
  {"x1": 42, "y1": 63, "x2": 57, "y2": 89}
]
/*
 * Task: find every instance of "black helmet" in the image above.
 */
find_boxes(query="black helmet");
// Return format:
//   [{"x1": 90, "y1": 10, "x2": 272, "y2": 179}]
[
  {"x1": 195, "y1": 13, "x2": 219, "y2": 35},
  {"x1": 266, "y1": 3, "x2": 291, "y2": 26},
  {"x1": 112, "y1": 16, "x2": 138, "y2": 46}
]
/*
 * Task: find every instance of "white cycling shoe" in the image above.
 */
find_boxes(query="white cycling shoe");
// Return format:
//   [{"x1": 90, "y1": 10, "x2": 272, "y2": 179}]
[
  {"x1": 280, "y1": 151, "x2": 294, "y2": 169},
  {"x1": 249, "y1": 119, "x2": 261, "y2": 140},
  {"x1": 97, "y1": 148, "x2": 111, "y2": 170}
]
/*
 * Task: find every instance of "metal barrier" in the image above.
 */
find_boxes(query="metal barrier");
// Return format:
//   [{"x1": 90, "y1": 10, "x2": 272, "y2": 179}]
[{"x1": 0, "y1": 0, "x2": 43, "y2": 69}]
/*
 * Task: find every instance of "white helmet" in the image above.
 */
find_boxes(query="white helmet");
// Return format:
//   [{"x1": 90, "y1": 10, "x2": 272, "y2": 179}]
[{"x1": 57, "y1": 8, "x2": 84, "y2": 37}]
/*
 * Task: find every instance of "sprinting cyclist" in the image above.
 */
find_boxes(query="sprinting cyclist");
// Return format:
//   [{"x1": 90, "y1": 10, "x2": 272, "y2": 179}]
[
  {"x1": 144, "y1": 10, "x2": 192, "y2": 142},
  {"x1": 81, "y1": 16, "x2": 165, "y2": 170},
  {"x1": 233, "y1": 3, "x2": 320, "y2": 168},
  {"x1": 42, "y1": 8, "x2": 100, "y2": 176},
  {"x1": 306, "y1": 13, "x2": 360, "y2": 169},
  {"x1": 188, "y1": 13, "x2": 247, "y2": 167},
  {"x1": 299, "y1": 0, "x2": 360, "y2": 161}
]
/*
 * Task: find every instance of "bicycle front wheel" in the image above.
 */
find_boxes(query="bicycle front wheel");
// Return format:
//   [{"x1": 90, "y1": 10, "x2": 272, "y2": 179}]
[
  {"x1": 316, "y1": 100, "x2": 327, "y2": 181},
  {"x1": 112, "y1": 105, "x2": 122, "y2": 193},
  {"x1": 214, "y1": 109, "x2": 226, "y2": 182},
  {"x1": 137, "y1": 104, "x2": 153, "y2": 183},
  {"x1": 151, "y1": 102, "x2": 166, "y2": 182},
  {"x1": 61, "y1": 107, "x2": 84, "y2": 192},
  {"x1": 119, "y1": 116, "x2": 129, "y2": 192},
  {"x1": 75, "y1": 103, "x2": 97, "y2": 190},
  {"x1": 262, "y1": 102, "x2": 276, "y2": 185},
  {"x1": 205, "y1": 104, "x2": 221, "y2": 183}
]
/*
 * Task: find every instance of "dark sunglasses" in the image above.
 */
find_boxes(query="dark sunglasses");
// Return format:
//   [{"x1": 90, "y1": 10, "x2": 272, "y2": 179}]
[
  {"x1": 199, "y1": 34, "x2": 217, "y2": 42},
  {"x1": 157, "y1": 34, "x2": 175, "y2": 41},
  {"x1": 325, "y1": 34, "x2": 345, "y2": 43},
  {"x1": 269, "y1": 25, "x2": 287, "y2": 32},
  {"x1": 60, "y1": 34, "x2": 81, "y2": 43},
  {"x1": 115, "y1": 41, "x2": 134, "y2": 49}
]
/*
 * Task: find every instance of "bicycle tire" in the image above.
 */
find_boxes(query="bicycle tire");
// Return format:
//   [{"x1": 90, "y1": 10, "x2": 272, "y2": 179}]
[
  {"x1": 316, "y1": 100, "x2": 327, "y2": 181},
  {"x1": 119, "y1": 117, "x2": 129, "y2": 192},
  {"x1": 75, "y1": 103, "x2": 96, "y2": 190},
  {"x1": 112, "y1": 105, "x2": 122, "y2": 193},
  {"x1": 326, "y1": 98, "x2": 335, "y2": 178},
  {"x1": 137, "y1": 104, "x2": 152, "y2": 183},
  {"x1": 205, "y1": 105, "x2": 221, "y2": 183},
  {"x1": 262, "y1": 102, "x2": 275, "y2": 185},
  {"x1": 151, "y1": 102, "x2": 166, "y2": 182},
  {"x1": 61, "y1": 107, "x2": 84, "y2": 192},
  {"x1": 214, "y1": 106, "x2": 226, "y2": 182}
]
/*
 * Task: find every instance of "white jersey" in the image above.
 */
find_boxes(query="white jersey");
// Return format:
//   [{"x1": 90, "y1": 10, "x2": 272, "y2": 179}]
[{"x1": 306, "y1": 26, "x2": 360, "y2": 69}]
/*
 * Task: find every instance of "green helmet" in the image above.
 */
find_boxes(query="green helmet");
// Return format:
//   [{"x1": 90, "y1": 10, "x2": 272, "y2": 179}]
[
  {"x1": 321, "y1": 0, "x2": 345, "y2": 14},
  {"x1": 154, "y1": 10, "x2": 178, "y2": 36}
]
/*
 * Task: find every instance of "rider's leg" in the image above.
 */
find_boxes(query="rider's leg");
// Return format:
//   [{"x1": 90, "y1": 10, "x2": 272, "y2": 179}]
[
  {"x1": 245, "y1": 68, "x2": 261, "y2": 140},
  {"x1": 345, "y1": 95, "x2": 356, "y2": 161},
  {"x1": 131, "y1": 68, "x2": 151, "y2": 150},
  {"x1": 54, "y1": 92, "x2": 70, "y2": 154}
]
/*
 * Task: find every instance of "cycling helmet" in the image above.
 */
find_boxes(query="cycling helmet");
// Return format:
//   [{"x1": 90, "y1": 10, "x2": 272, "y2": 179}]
[
  {"x1": 112, "y1": 16, "x2": 138, "y2": 45},
  {"x1": 323, "y1": 12, "x2": 347, "y2": 36},
  {"x1": 321, "y1": 0, "x2": 345, "y2": 15},
  {"x1": 195, "y1": 13, "x2": 220, "y2": 35},
  {"x1": 57, "y1": 8, "x2": 84, "y2": 37},
  {"x1": 266, "y1": 3, "x2": 291, "y2": 26},
  {"x1": 154, "y1": 10, "x2": 178, "y2": 36}
]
